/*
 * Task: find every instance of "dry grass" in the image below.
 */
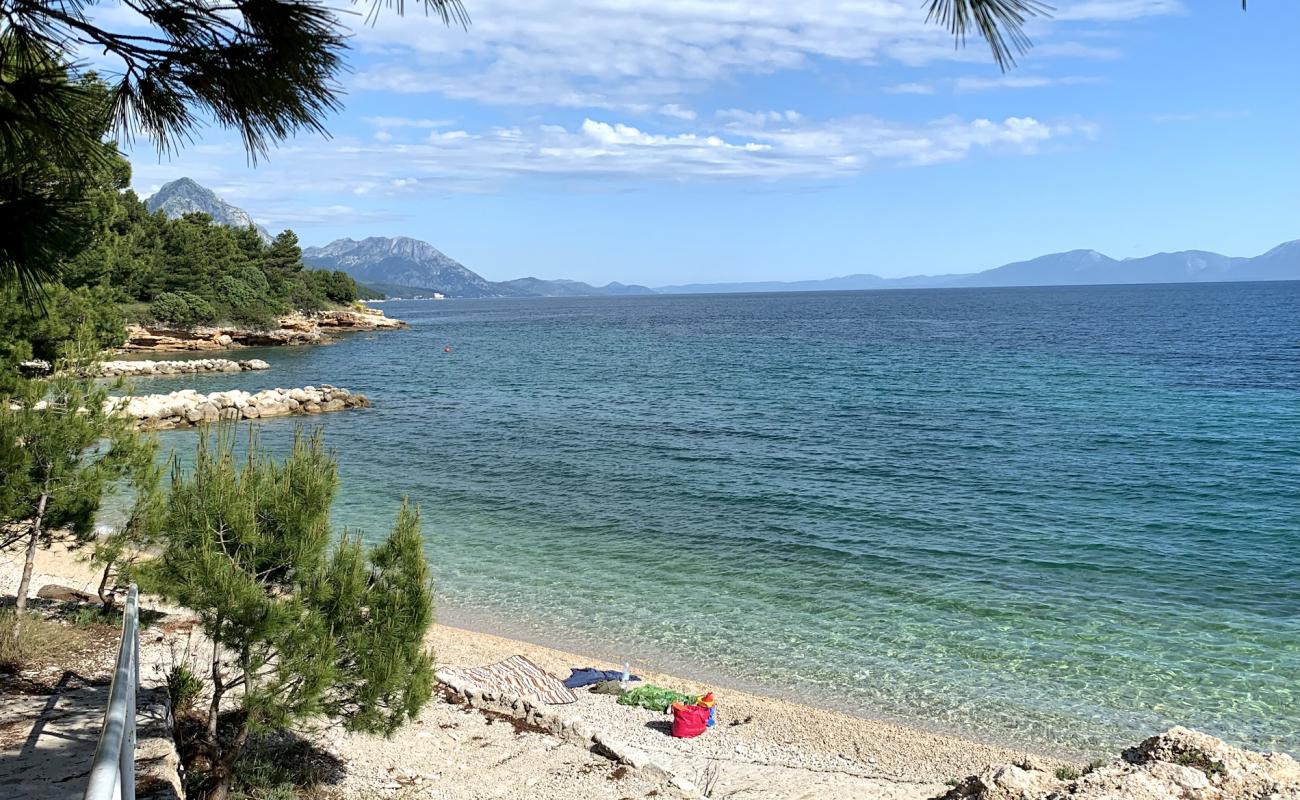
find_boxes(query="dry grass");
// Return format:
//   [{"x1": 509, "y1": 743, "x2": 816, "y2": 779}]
[
  {"x1": 0, "y1": 611, "x2": 83, "y2": 673},
  {"x1": 0, "y1": 608, "x2": 116, "y2": 676}
]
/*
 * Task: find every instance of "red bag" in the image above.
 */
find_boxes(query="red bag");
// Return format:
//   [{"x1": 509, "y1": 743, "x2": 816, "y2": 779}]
[{"x1": 670, "y1": 702, "x2": 710, "y2": 738}]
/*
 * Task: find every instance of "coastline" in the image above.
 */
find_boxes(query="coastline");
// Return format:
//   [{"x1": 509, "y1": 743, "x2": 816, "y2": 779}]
[
  {"x1": 435, "y1": 604, "x2": 1079, "y2": 762},
  {"x1": 117, "y1": 307, "x2": 405, "y2": 353},
  {"x1": 6, "y1": 541, "x2": 1063, "y2": 799},
  {"x1": 424, "y1": 617, "x2": 1071, "y2": 794},
  {"x1": 13, "y1": 541, "x2": 1299, "y2": 800}
]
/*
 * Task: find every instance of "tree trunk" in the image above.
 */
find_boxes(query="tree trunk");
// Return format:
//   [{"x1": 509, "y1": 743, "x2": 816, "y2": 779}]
[
  {"x1": 12, "y1": 492, "x2": 49, "y2": 637},
  {"x1": 203, "y1": 720, "x2": 249, "y2": 800},
  {"x1": 206, "y1": 626, "x2": 224, "y2": 743},
  {"x1": 96, "y1": 559, "x2": 116, "y2": 613}
]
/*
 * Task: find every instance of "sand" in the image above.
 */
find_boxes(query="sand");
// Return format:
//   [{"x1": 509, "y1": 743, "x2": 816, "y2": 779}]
[{"x1": 4, "y1": 541, "x2": 1065, "y2": 799}]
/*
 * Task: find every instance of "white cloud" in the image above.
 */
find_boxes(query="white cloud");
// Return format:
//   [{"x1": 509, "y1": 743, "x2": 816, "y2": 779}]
[
  {"x1": 883, "y1": 82, "x2": 937, "y2": 95},
  {"x1": 362, "y1": 117, "x2": 456, "y2": 129},
  {"x1": 343, "y1": 0, "x2": 1165, "y2": 109},
  {"x1": 716, "y1": 109, "x2": 802, "y2": 126},
  {"x1": 134, "y1": 111, "x2": 1089, "y2": 227},
  {"x1": 1053, "y1": 1, "x2": 1183, "y2": 22},
  {"x1": 954, "y1": 75, "x2": 1104, "y2": 93},
  {"x1": 659, "y1": 104, "x2": 697, "y2": 120}
]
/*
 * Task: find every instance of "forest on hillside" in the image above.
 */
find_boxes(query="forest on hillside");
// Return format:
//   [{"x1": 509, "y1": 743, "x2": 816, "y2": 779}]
[{"x1": 1, "y1": 84, "x2": 372, "y2": 370}]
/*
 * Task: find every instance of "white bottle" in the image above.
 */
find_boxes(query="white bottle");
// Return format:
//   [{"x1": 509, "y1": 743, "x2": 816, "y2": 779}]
[{"x1": 620, "y1": 661, "x2": 631, "y2": 687}]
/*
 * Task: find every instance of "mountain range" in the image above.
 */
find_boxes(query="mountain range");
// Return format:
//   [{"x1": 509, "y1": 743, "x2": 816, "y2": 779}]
[
  {"x1": 657, "y1": 242, "x2": 1300, "y2": 293},
  {"x1": 299, "y1": 237, "x2": 653, "y2": 299},
  {"x1": 146, "y1": 178, "x2": 1298, "y2": 298},
  {"x1": 144, "y1": 178, "x2": 654, "y2": 298}
]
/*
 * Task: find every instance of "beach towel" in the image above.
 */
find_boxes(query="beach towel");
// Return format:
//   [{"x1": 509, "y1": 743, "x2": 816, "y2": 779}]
[
  {"x1": 616, "y1": 685, "x2": 696, "y2": 713},
  {"x1": 441, "y1": 655, "x2": 577, "y2": 705},
  {"x1": 563, "y1": 667, "x2": 641, "y2": 689},
  {"x1": 589, "y1": 680, "x2": 627, "y2": 696}
]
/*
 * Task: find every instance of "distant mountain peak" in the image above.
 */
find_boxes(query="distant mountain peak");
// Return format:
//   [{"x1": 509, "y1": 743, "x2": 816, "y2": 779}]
[
  {"x1": 146, "y1": 178, "x2": 271, "y2": 242},
  {"x1": 302, "y1": 235, "x2": 654, "y2": 299}
]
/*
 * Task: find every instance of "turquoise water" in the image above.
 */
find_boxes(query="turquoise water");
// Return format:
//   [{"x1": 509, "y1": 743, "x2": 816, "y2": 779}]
[{"x1": 136, "y1": 283, "x2": 1300, "y2": 758}]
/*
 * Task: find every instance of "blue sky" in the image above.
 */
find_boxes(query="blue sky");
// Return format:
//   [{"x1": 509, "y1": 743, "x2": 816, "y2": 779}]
[{"x1": 117, "y1": 1, "x2": 1300, "y2": 286}]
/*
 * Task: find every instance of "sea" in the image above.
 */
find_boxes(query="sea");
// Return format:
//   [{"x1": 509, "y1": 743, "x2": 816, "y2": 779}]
[{"x1": 132, "y1": 281, "x2": 1300, "y2": 758}]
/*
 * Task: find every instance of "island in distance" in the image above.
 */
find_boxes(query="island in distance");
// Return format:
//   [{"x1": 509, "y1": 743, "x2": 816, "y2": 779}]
[{"x1": 146, "y1": 178, "x2": 1298, "y2": 299}]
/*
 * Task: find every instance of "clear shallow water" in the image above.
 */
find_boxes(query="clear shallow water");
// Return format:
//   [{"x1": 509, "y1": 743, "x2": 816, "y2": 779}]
[{"x1": 136, "y1": 283, "x2": 1300, "y2": 758}]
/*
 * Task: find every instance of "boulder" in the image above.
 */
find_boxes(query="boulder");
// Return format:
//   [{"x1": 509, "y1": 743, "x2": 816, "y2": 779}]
[
  {"x1": 939, "y1": 728, "x2": 1300, "y2": 800},
  {"x1": 37, "y1": 584, "x2": 96, "y2": 603}
]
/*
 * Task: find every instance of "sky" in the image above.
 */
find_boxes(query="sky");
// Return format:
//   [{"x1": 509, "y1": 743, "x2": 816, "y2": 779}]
[{"x1": 114, "y1": 0, "x2": 1300, "y2": 287}]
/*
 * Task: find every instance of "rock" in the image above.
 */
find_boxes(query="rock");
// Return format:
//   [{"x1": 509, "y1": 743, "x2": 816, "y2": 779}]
[
  {"x1": 106, "y1": 386, "x2": 369, "y2": 429},
  {"x1": 36, "y1": 584, "x2": 96, "y2": 603},
  {"x1": 618, "y1": 747, "x2": 652, "y2": 770},
  {"x1": 18, "y1": 359, "x2": 53, "y2": 377},
  {"x1": 939, "y1": 727, "x2": 1300, "y2": 800},
  {"x1": 87, "y1": 357, "x2": 272, "y2": 378}
]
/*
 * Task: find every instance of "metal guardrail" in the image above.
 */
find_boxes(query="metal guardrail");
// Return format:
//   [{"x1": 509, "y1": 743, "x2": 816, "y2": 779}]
[{"x1": 84, "y1": 584, "x2": 139, "y2": 800}]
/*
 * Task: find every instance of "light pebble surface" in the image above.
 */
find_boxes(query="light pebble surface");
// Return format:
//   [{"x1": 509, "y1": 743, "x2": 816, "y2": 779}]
[{"x1": 420, "y1": 623, "x2": 1069, "y2": 799}]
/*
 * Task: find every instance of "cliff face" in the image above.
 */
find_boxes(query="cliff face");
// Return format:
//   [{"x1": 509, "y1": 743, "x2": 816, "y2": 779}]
[
  {"x1": 119, "y1": 309, "x2": 405, "y2": 352},
  {"x1": 940, "y1": 727, "x2": 1300, "y2": 800}
]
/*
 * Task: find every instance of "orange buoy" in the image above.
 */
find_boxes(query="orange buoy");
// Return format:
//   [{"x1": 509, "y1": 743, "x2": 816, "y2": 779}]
[{"x1": 444, "y1": 346, "x2": 451, "y2": 353}]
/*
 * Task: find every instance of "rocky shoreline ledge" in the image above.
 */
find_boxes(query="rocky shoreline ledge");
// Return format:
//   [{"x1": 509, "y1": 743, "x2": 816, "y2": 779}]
[
  {"x1": 95, "y1": 357, "x2": 271, "y2": 377},
  {"x1": 120, "y1": 308, "x2": 405, "y2": 352},
  {"x1": 107, "y1": 385, "x2": 369, "y2": 430},
  {"x1": 942, "y1": 726, "x2": 1300, "y2": 800}
]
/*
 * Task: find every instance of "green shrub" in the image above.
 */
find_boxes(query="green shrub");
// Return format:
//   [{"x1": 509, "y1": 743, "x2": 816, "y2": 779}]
[
  {"x1": 70, "y1": 605, "x2": 120, "y2": 628},
  {"x1": 150, "y1": 291, "x2": 217, "y2": 327},
  {"x1": 167, "y1": 663, "x2": 205, "y2": 714},
  {"x1": 217, "y1": 276, "x2": 279, "y2": 329},
  {"x1": 1054, "y1": 766, "x2": 1081, "y2": 781}
]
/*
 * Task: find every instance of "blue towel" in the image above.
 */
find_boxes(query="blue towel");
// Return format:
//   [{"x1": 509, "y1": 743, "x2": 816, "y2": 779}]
[{"x1": 563, "y1": 667, "x2": 641, "y2": 689}]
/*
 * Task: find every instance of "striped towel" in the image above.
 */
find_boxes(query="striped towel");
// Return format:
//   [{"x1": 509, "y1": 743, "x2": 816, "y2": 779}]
[{"x1": 442, "y1": 655, "x2": 577, "y2": 705}]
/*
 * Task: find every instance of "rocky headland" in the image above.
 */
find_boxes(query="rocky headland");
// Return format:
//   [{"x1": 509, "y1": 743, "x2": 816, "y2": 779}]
[
  {"x1": 119, "y1": 308, "x2": 405, "y2": 352},
  {"x1": 107, "y1": 385, "x2": 369, "y2": 430}
]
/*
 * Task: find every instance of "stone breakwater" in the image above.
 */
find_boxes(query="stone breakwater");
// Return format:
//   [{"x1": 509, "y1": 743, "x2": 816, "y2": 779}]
[
  {"x1": 120, "y1": 308, "x2": 406, "y2": 352},
  {"x1": 95, "y1": 358, "x2": 270, "y2": 377},
  {"x1": 107, "y1": 385, "x2": 369, "y2": 430}
]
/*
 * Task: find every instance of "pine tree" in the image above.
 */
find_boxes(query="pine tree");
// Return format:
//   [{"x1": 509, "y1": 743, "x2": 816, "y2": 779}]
[
  {"x1": 90, "y1": 435, "x2": 166, "y2": 612},
  {"x1": 263, "y1": 230, "x2": 303, "y2": 275},
  {"x1": 0, "y1": 340, "x2": 144, "y2": 636},
  {"x1": 156, "y1": 430, "x2": 435, "y2": 800}
]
